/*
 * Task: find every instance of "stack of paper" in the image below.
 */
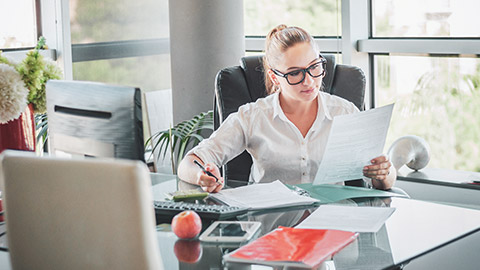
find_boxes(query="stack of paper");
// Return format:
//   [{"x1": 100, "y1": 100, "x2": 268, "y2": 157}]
[{"x1": 209, "y1": 180, "x2": 319, "y2": 210}]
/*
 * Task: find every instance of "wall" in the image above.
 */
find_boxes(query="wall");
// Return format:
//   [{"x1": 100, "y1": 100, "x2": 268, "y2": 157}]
[{"x1": 169, "y1": 0, "x2": 245, "y2": 123}]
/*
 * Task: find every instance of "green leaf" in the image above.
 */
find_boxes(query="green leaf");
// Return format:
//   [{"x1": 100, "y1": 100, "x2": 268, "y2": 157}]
[
  {"x1": 34, "y1": 113, "x2": 48, "y2": 152},
  {"x1": 147, "y1": 110, "x2": 214, "y2": 173}
]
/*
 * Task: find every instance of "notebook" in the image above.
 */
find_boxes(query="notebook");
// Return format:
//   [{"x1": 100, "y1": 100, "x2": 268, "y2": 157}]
[{"x1": 224, "y1": 226, "x2": 358, "y2": 268}]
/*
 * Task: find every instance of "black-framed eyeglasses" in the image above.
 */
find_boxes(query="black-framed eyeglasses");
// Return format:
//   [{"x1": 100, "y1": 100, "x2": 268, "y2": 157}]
[{"x1": 271, "y1": 57, "x2": 327, "y2": 85}]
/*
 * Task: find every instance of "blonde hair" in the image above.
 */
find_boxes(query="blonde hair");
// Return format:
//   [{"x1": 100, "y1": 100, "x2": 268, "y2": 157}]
[{"x1": 263, "y1": 25, "x2": 318, "y2": 95}]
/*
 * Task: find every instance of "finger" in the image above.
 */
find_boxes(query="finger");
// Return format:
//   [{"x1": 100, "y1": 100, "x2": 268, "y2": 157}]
[
  {"x1": 364, "y1": 168, "x2": 389, "y2": 176},
  {"x1": 373, "y1": 174, "x2": 387, "y2": 181},
  {"x1": 205, "y1": 163, "x2": 220, "y2": 174},
  {"x1": 212, "y1": 183, "x2": 224, "y2": 193},
  {"x1": 363, "y1": 167, "x2": 379, "y2": 175},
  {"x1": 363, "y1": 171, "x2": 375, "y2": 178},
  {"x1": 371, "y1": 155, "x2": 388, "y2": 164},
  {"x1": 197, "y1": 173, "x2": 217, "y2": 187},
  {"x1": 383, "y1": 161, "x2": 392, "y2": 169},
  {"x1": 204, "y1": 164, "x2": 222, "y2": 181},
  {"x1": 203, "y1": 175, "x2": 218, "y2": 185},
  {"x1": 376, "y1": 162, "x2": 390, "y2": 169},
  {"x1": 365, "y1": 159, "x2": 392, "y2": 171},
  {"x1": 204, "y1": 177, "x2": 218, "y2": 187},
  {"x1": 201, "y1": 184, "x2": 217, "y2": 193},
  {"x1": 205, "y1": 164, "x2": 216, "y2": 172},
  {"x1": 363, "y1": 172, "x2": 384, "y2": 181},
  {"x1": 378, "y1": 159, "x2": 392, "y2": 169},
  {"x1": 364, "y1": 164, "x2": 379, "y2": 171},
  {"x1": 364, "y1": 174, "x2": 386, "y2": 181},
  {"x1": 202, "y1": 177, "x2": 223, "y2": 193}
]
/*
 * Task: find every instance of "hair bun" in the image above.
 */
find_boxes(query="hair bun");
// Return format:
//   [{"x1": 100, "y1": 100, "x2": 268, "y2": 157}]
[{"x1": 267, "y1": 24, "x2": 288, "y2": 39}]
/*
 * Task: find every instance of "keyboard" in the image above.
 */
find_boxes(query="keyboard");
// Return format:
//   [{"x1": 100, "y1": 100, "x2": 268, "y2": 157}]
[{"x1": 154, "y1": 200, "x2": 249, "y2": 222}]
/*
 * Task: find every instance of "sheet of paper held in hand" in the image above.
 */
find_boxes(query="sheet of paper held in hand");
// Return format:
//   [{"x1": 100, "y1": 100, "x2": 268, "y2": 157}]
[
  {"x1": 313, "y1": 103, "x2": 394, "y2": 185},
  {"x1": 296, "y1": 204, "x2": 396, "y2": 233}
]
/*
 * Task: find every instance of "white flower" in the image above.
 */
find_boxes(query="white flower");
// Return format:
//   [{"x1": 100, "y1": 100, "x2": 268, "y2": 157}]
[{"x1": 0, "y1": 63, "x2": 29, "y2": 124}]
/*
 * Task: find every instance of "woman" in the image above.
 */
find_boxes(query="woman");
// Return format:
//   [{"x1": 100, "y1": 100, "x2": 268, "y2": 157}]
[{"x1": 177, "y1": 25, "x2": 396, "y2": 192}]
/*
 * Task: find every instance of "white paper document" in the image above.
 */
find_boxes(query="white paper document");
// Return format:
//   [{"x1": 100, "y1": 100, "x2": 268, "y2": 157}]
[
  {"x1": 209, "y1": 180, "x2": 319, "y2": 210},
  {"x1": 313, "y1": 104, "x2": 394, "y2": 185},
  {"x1": 296, "y1": 204, "x2": 396, "y2": 233}
]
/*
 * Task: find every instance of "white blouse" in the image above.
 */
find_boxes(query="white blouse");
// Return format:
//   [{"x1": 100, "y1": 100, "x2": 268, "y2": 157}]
[{"x1": 190, "y1": 91, "x2": 359, "y2": 185}]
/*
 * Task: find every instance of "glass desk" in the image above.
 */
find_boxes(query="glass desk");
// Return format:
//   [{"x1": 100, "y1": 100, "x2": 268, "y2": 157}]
[
  {"x1": 153, "y1": 176, "x2": 480, "y2": 270},
  {"x1": 1, "y1": 174, "x2": 480, "y2": 270}
]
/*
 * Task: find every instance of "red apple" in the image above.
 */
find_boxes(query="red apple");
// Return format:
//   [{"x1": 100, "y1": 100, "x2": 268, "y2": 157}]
[
  {"x1": 173, "y1": 239, "x2": 202, "y2": 263},
  {"x1": 171, "y1": 210, "x2": 202, "y2": 239}
]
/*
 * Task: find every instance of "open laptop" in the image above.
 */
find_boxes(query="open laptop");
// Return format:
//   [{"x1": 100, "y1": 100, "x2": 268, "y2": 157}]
[{"x1": 0, "y1": 150, "x2": 163, "y2": 270}]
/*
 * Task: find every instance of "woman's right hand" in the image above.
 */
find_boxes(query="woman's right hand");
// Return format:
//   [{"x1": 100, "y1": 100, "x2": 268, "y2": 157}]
[{"x1": 196, "y1": 162, "x2": 224, "y2": 193}]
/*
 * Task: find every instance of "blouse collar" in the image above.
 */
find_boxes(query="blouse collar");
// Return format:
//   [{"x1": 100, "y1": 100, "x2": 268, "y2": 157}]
[{"x1": 272, "y1": 91, "x2": 333, "y2": 123}]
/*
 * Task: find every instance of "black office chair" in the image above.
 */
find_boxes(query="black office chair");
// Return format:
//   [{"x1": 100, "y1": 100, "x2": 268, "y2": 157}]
[{"x1": 214, "y1": 54, "x2": 366, "y2": 187}]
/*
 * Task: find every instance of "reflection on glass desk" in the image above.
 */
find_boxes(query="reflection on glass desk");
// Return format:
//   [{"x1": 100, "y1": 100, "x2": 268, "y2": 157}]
[
  {"x1": 148, "y1": 176, "x2": 480, "y2": 269},
  {"x1": 1, "y1": 174, "x2": 480, "y2": 270}
]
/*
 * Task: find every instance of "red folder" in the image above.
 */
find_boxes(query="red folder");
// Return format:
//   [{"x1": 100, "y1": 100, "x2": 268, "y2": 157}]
[{"x1": 224, "y1": 226, "x2": 357, "y2": 268}]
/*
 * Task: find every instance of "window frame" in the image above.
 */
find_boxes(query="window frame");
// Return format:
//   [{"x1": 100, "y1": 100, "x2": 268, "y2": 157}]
[
  {"x1": 245, "y1": 0, "x2": 480, "y2": 108},
  {"x1": 1, "y1": 0, "x2": 45, "y2": 58}
]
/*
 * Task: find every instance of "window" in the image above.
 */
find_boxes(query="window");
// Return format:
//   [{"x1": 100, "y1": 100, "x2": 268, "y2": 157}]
[
  {"x1": 72, "y1": 55, "x2": 171, "y2": 91},
  {"x1": 376, "y1": 55, "x2": 480, "y2": 172},
  {"x1": 371, "y1": 0, "x2": 480, "y2": 172},
  {"x1": 373, "y1": 0, "x2": 480, "y2": 37},
  {"x1": 0, "y1": 0, "x2": 37, "y2": 49},
  {"x1": 70, "y1": 0, "x2": 169, "y2": 44},
  {"x1": 244, "y1": 0, "x2": 341, "y2": 37},
  {"x1": 243, "y1": 0, "x2": 342, "y2": 63},
  {"x1": 69, "y1": 0, "x2": 170, "y2": 92}
]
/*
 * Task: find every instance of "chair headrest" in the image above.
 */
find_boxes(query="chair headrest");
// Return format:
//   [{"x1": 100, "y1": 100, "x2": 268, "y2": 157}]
[
  {"x1": 322, "y1": 54, "x2": 336, "y2": 94},
  {"x1": 240, "y1": 56, "x2": 267, "y2": 100}
]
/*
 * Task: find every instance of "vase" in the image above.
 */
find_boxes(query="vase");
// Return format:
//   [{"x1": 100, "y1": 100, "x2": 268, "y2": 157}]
[{"x1": 0, "y1": 103, "x2": 36, "y2": 153}]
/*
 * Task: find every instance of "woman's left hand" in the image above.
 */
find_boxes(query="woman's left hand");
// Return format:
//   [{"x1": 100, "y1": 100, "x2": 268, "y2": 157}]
[{"x1": 363, "y1": 155, "x2": 392, "y2": 181}]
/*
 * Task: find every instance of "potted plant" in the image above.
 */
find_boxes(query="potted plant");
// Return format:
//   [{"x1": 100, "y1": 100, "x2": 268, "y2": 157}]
[
  {"x1": 0, "y1": 37, "x2": 63, "y2": 153},
  {"x1": 146, "y1": 110, "x2": 214, "y2": 174}
]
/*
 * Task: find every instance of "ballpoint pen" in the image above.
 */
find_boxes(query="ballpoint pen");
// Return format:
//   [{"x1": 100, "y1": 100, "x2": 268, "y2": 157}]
[{"x1": 193, "y1": 160, "x2": 219, "y2": 183}]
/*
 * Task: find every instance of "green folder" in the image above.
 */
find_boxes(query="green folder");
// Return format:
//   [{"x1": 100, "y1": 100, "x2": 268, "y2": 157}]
[{"x1": 290, "y1": 183, "x2": 407, "y2": 204}]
